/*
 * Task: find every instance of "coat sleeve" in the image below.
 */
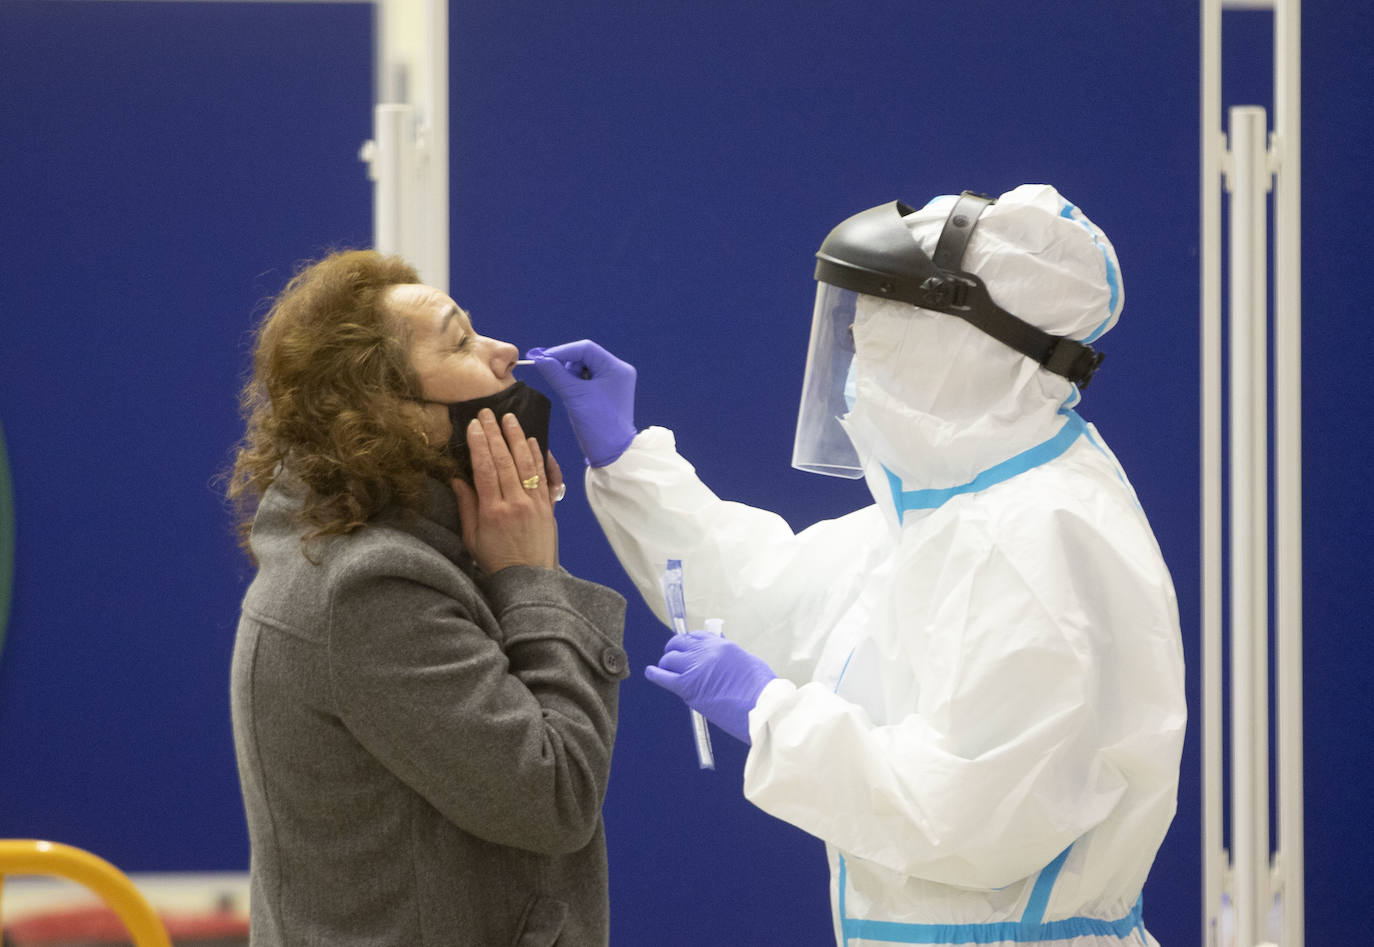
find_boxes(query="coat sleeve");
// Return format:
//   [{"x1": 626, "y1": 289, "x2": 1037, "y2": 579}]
[
  {"x1": 741, "y1": 499, "x2": 1183, "y2": 889},
  {"x1": 585, "y1": 426, "x2": 885, "y2": 682},
  {"x1": 326, "y1": 549, "x2": 629, "y2": 857}
]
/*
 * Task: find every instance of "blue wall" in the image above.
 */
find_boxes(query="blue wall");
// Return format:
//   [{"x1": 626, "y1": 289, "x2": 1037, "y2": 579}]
[{"x1": 2, "y1": 2, "x2": 1370, "y2": 944}]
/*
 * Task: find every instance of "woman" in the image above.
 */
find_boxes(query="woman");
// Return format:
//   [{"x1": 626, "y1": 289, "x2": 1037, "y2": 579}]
[{"x1": 226, "y1": 250, "x2": 629, "y2": 946}]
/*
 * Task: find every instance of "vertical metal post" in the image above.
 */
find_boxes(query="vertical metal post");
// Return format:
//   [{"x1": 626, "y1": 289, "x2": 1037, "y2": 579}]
[
  {"x1": 1273, "y1": 0, "x2": 1305, "y2": 943},
  {"x1": 416, "y1": 0, "x2": 448, "y2": 293},
  {"x1": 366, "y1": 103, "x2": 418, "y2": 264},
  {"x1": 1227, "y1": 104, "x2": 1271, "y2": 947},
  {"x1": 1199, "y1": 3, "x2": 1225, "y2": 945},
  {"x1": 1202, "y1": 2, "x2": 1303, "y2": 943},
  {"x1": 362, "y1": 0, "x2": 449, "y2": 291}
]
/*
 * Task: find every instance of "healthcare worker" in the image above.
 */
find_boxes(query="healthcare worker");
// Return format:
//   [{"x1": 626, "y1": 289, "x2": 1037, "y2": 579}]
[{"x1": 529, "y1": 184, "x2": 1185, "y2": 946}]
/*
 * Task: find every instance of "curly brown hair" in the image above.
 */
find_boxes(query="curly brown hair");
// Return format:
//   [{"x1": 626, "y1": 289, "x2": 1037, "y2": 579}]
[{"x1": 227, "y1": 249, "x2": 454, "y2": 553}]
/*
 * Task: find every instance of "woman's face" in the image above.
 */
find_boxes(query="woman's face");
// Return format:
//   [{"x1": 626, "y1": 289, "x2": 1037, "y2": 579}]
[
  {"x1": 387, "y1": 283, "x2": 518, "y2": 401},
  {"x1": 385, "y1": 283, "x2": 519, "y2": 442}
]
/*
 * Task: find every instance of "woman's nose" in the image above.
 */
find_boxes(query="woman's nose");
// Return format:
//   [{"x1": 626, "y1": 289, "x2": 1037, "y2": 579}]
[{"x1": 486, "y1": 338, "x2": 520, "y2": 377}]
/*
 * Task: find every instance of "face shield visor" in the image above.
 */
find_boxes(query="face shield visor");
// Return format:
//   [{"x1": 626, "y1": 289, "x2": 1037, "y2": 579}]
[
  {"x1": 791, "y1": 193, "x2": 1109, "y2": 480},
  {"x1": 791, "y1": 283, "x2": 863, "y2": 478}
]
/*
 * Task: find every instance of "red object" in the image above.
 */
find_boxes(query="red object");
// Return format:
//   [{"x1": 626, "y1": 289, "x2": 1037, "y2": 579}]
[{"x1": 3, "y1": 903, "x2": 247, "y2": 945}]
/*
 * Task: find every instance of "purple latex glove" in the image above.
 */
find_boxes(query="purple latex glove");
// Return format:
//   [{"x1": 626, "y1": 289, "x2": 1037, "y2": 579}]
[
  {"x1": 526, "y1": 340, "x2": 637, "y2": 467},
  {"x1": 645, "y1": 631, "x2": 777, "y2": 745}
]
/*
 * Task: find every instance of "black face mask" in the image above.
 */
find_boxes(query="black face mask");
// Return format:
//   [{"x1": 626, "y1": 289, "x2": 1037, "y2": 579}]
[{"x1": 430, "y1": 381, "x2": 552, "y2": 483}]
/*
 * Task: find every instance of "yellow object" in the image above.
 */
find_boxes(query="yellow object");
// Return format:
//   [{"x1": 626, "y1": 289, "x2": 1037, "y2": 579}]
[{"x1": 0, "y1": 839, "x2": 172, "y2": 947}]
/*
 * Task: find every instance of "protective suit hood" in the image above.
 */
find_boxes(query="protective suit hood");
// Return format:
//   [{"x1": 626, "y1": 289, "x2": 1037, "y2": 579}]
[{"x1": 833, "y1": 185, "x2": 1124, "y2": 523}]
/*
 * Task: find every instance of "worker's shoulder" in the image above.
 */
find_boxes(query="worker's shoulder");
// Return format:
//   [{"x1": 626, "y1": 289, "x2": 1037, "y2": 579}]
[{"x1": 984, "y1": 456, "x2": 1169, "y2": 585}]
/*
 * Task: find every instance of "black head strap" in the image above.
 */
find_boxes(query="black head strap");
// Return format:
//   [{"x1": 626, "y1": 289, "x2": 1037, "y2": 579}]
[
  {"x1": 927, "y1": 192, "x2": 1104, "y2": 387},
  {"x1": 814, "y1": 192, "x2": 1107, "y2": 387},
  {"x1": 931, "y1": 191, "x2": 994, "y2": 270}
]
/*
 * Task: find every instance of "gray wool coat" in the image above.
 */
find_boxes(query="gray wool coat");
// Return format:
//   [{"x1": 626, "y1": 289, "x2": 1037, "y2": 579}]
[{"x1": 230, "y1": 475, "x2": 629, "y2": 946}]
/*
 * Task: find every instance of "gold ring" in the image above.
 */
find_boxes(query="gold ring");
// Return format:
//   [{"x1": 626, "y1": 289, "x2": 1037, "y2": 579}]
[{"x1": 521, "y1": 474, "x2": 541, "y2": 490}]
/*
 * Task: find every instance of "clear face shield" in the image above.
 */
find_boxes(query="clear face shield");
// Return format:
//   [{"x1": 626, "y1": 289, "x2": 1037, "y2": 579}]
[{"x1": 791, "y1": 283, "x2": 863, "y2": 478}]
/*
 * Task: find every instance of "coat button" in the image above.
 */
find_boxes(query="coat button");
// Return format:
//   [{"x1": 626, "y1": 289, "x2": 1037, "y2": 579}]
[{"x1": 602, "y1": 648, "x2": 626, "y2": 674}]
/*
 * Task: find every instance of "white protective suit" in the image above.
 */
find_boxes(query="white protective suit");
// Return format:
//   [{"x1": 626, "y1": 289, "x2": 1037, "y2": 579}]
[{"x1": 586, "y1": 185, "x2": 1186, "y2": 946}]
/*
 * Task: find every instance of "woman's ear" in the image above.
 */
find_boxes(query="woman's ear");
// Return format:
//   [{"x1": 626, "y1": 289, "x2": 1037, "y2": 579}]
[{"x1": 403, "y1": 399, "x2": 451, "y2": 448}]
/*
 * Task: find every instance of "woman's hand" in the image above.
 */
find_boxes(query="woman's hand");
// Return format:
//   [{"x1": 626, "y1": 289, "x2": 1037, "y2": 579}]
[{"x1": 450, "y1": 408, "x2": 561, "y2": 574}]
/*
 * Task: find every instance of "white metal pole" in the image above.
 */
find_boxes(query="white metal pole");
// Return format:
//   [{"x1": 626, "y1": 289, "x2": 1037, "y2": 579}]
[
  {"x1": 1273, "y1": 0, "x2": 1305, "y2": 943},
  {"x1": 1207, "y1": 4, "x2": 1303, "y2": 944},
  {"x1": 423, "y1": 0, "x2": 448, "y2": 294},
  {"x1": 367, "y1": 103, "x2": 418, "y2": 263},
  {"x1": 1228, "y1": 104, "x2": 1270, "y2": 947},
  {"x1": 366, "y1": 0, "x2": 449, "y2": 292},
  {"x1": 1249, "y1": 104, "x2": 1272, "y2": 945},
  {"x1": 1199, "y1": 2, "x2": 1225, "y2": 944}
]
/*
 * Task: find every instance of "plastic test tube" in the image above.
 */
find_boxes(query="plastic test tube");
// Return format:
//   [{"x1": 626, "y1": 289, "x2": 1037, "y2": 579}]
[
  {"x1": 676, "y1": 614, "x2": 716, "y2": 772},
  {"x1": 661, "y1": 560, "x2": 715, "y2": 770}
]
